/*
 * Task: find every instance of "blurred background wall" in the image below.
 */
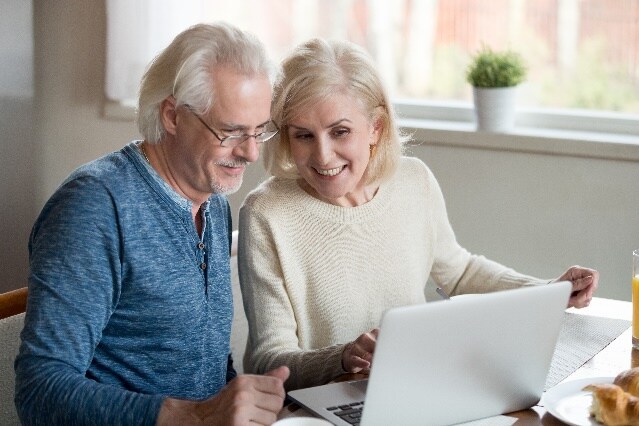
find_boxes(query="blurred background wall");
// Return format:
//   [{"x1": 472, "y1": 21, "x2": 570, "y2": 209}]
[{"x1": 1, "y1": 0, "x2": 637, "y2": 302}]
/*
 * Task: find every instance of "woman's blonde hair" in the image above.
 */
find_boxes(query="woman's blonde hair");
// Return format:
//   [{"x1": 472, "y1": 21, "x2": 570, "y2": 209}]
[
  {"x1": 137, "y1": 22, "x2": 278, "y2": 143},
  {"x1": 264, "y1": 38, "x2": 408, "y2": 184}
]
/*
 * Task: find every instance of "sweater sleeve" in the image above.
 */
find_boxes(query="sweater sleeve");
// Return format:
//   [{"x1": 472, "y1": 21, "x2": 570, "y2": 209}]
[
  {"x1": 15, "y1": 177, "x2": 163, "y2": 426},
  {"x1": 423, "y1": 164, "x2": 548, "y2": 296},
  {"x1": 238, "y1": 200, "x2": 346, "y2": 391}
]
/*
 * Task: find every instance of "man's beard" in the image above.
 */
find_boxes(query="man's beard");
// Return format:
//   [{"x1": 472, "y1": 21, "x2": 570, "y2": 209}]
[
  {"x1": 210, "y1": 175, "x2": 243, "y2": 195},
  {"x1": 210, "y1": 159, "x2": 247, "y2": 195}
]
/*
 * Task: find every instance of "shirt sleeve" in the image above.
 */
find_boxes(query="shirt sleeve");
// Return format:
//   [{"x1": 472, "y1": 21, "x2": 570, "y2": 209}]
[
  {"x1": 238, "y1": 202, "x2": 346, "y2": 391},
  {"x1": 15, "y1": 176, "x2": 164, "y2": 426}
]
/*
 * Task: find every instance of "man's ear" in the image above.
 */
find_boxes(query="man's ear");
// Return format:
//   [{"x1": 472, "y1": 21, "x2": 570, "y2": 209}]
[{"x1": 160, "y1": 96, "x2": 178, "y2": 136}]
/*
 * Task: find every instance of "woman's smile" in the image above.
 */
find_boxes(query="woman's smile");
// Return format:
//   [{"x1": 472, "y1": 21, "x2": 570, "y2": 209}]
[{"x1": 315, "y1": 165, "x2": 346, "y2": 177}]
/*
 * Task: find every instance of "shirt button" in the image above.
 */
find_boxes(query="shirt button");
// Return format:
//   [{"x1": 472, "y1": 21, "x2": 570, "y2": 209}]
[
  {"x1": 198, "y1": 242, "x2": 205, "y2": 249},
  {"x1": 200, "y1": 262, "x2": 207, "y2": 270}
]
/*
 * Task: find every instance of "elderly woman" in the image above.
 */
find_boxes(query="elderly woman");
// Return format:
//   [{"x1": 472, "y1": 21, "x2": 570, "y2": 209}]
[{"x1": 238, "y1": 38, "x2": 598, "y2": 391}]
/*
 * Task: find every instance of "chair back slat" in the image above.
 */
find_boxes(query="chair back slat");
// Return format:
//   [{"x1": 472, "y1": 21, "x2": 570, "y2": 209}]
[{"x1": 0, "y1": 287, "x2": 28, "y2": 320}]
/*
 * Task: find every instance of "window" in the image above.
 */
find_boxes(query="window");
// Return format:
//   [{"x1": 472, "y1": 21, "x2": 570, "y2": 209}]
[{"x1": 105, "y1": 0, "x2": 639, "y2": 135}]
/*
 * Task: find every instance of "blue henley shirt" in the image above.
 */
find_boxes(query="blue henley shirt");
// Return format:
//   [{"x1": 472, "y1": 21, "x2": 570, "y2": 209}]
[{"x1": 15, "y1": 142, "x2": 235, "y2": 425}]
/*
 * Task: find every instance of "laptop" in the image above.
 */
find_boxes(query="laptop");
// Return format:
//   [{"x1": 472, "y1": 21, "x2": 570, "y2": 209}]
[{"x1": 287, "y1": 281, "x2": 572, "y2": 426}]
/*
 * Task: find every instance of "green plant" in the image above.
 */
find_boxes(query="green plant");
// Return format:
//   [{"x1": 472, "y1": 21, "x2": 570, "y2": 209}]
[{"x1": 466, "y1": 47, "x2": 527, "y2": 88}]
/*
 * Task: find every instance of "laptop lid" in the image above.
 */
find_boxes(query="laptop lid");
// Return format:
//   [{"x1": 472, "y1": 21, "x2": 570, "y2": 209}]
[{"x1": 288, "y1": 282, "x2": 572, "y2": 426}]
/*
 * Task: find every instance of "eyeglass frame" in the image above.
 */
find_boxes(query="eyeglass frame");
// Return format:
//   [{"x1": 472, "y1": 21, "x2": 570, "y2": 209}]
[{"x1": 184, "y1": 106, "x2": 279, "y2": 148}]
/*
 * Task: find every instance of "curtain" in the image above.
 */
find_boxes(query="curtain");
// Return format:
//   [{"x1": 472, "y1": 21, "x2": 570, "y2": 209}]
[{"x1": 105, "y1": 0, "x2": 206, "y2": 106}]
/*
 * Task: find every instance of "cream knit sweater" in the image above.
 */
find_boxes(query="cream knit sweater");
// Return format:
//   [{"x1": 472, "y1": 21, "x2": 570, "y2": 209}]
[{"x1": 238, "y1": 157, "x2": 546, "y2": 390}]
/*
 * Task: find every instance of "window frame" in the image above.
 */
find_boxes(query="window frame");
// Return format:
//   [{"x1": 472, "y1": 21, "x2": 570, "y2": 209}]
[{"x1": 395, "y1": 99, "x2": 639, "y2": 138}]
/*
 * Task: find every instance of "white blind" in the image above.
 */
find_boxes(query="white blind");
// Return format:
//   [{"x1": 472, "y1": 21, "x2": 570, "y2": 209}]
[
  {"x1": 104, "y1": 0, "x2": 639, "y2": 115},
  {"x1": 105, "y1": 0, "x2": 206, "y2": 106}
]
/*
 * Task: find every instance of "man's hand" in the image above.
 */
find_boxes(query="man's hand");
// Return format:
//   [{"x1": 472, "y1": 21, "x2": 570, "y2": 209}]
[{"x1": 157, "y1": 366, "x2": 289, "y2": 425}]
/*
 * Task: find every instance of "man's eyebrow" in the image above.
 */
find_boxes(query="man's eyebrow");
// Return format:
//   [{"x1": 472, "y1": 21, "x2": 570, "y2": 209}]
[{"x1": 216, "y1": 119, "x2": 272, "y2": 131}]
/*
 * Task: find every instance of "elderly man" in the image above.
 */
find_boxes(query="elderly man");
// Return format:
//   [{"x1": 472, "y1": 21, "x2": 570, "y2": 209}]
[{"x1": 15, "y1": 22, "x2": 287, "y2": 425}]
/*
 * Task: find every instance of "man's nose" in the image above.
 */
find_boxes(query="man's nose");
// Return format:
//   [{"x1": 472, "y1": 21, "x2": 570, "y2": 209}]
[{"x1": 232, "y1": 137, "x2": 260, "y2": 163}]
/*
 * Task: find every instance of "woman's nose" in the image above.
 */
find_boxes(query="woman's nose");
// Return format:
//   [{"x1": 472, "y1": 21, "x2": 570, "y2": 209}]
[{"x1": 312, "y1": 136, "x2": 333, "y2": 164}]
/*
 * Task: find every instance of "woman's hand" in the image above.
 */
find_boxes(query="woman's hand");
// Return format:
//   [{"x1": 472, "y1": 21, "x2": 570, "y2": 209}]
[
  {"x1": 342, "y1": 328, "x2": 380, "y2": 373},
  {"x1": 553, "y1": 265, "x2": 599, "y2": 308}
]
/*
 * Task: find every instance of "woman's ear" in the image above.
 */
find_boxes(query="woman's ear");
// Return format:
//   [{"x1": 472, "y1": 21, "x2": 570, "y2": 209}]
[
  {"x1": 160, "y1": 96, "x2": 178, "y2": 136},
  {"x1": 371, "y1": 115, "x2": 384, "y2": 144}
]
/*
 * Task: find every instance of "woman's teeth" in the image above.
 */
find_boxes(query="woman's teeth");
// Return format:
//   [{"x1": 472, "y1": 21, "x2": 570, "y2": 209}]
[{"x1": 316, "y1": 166, "x2": 344, "y2": 176}]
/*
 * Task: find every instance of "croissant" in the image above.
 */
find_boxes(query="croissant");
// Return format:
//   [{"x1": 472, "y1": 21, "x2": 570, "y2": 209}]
[
  {"x1": 583, "y1": 383, "x2": 639, "y2": 425},
  {"x1": 615, "y1": 369, "x2": 639, "y2": 397}
]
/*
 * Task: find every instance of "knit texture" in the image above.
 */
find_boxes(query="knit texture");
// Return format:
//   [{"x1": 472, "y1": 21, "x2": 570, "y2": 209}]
[
  {"x1": 238, "y1": 156, "x2": 546, "y2": 390},
  {"x1": 15, "y1": 142, "x2": 234, "y2": 425}
]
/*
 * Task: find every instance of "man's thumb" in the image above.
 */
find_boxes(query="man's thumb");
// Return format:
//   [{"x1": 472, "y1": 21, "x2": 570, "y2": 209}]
[{"x1": 265, "y1": 365, "x2": 290, "y2": 382}]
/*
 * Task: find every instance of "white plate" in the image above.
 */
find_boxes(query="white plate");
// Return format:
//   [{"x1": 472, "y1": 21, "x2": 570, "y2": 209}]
[{"x1": 542, "y1": 376, "x2": 614, "y2": 426}]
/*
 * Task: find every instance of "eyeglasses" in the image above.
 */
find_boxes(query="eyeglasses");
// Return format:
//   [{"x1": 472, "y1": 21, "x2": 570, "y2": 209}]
[{"x1": 185, "y1": 107, "x2": 279, "y2": 148}]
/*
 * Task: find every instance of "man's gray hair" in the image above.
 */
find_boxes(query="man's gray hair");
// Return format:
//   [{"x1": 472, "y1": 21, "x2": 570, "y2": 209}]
[{"x1": 137, "y1": 22, "x2": 278, "y2": 143}]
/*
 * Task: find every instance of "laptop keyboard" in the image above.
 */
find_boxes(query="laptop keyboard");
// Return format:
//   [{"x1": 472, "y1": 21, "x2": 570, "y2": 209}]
[{"x1": 327, "y1": 401, "x2": 364, "y2": 425}]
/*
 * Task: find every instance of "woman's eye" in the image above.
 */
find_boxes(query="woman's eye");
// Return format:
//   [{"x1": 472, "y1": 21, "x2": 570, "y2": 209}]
[
  {"x1": 293, "y1": 132, "x2": 313, "y2": 140},
  {"x1": 332, "y1": 128, "x2": 350, "y2": 138}
]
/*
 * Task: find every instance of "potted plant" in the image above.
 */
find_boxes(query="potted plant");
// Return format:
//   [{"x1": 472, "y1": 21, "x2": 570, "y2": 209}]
[{"x1": 466, "y1": 46, "x2": 527, "y2": 132}]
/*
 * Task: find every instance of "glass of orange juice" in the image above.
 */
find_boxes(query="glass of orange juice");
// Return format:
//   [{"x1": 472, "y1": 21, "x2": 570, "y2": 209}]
[{"x1": 633, "y1": 250, "x2": 639, "y2": 348}]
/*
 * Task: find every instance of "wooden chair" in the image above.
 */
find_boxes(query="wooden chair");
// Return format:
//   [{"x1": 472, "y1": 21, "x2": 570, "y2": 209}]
[{"x1": 0, "y1": 287, "x2": 28, "y2": 320}]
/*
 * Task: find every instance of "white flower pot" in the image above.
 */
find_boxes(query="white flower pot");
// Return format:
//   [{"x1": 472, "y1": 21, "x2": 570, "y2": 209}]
[{"x1": 472, "y1": 86, "x2": 518, "y2": 133}]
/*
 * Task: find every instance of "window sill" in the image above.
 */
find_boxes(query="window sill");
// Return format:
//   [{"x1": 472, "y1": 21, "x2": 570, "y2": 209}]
[
  {"x1": 395, "y1": 98, "x2": 639, "y2": 162},
  {"x1": 400, "y1": 118, "x2": 639, "y2": 162},
  {"x1": 103, "y1": 100, "x2": 136, "y2": 121}
]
